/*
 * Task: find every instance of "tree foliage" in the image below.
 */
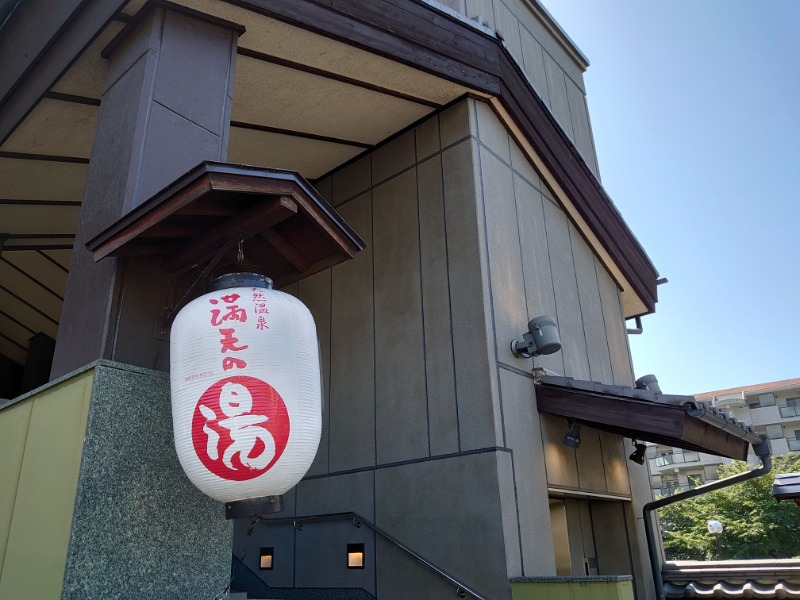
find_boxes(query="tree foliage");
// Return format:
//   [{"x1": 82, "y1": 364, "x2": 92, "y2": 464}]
[{"x1": 657, "y1": 454, "x2": 800, "y2": 560}]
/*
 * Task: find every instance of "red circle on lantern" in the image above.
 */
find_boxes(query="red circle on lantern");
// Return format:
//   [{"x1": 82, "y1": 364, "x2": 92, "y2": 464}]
[{"x1": 191, "y1": 375, "x2": 290, "y2": 481}]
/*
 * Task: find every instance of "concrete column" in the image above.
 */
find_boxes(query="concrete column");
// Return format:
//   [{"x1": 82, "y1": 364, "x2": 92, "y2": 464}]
[{"x1": 51, "y1": 5, "x2": 241, "y2": 378}]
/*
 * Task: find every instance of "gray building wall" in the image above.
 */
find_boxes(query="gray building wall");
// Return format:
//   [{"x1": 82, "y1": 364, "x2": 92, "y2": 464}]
[
  {"x1": 239, "y1": 98, "x2": 655, "y2": 599},
  {"x1": 432, "y1": 0, "x2": 600, "y2": 176}
]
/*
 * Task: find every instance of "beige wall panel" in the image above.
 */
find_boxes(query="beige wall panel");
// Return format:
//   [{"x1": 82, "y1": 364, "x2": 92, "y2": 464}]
[
  {"x1": 52, "y1": 22, "x2": 124, "y2": 98},
  {"x1": 296, "y1": 470, "x2": 375, "y2": 518},
  {"x1": 499, "y1": 369, "x2": 556, "y2": 576},
  {"x1": 6, "y1": 251, "x2": 68, "y2": 297},
  {"x1": 0, "y1": 399, "x2": 32, "y2": 571},
  {"x1": 299, "y1": 269, "x2": 332, "y2": 477},
  {"x1": 233, "y1": 56, "x2": 432, "y2": 145},
  {"x1": 227, "y1": 127, "x2": 362, "y2": 181},
  {"x1": 565, "y1": 78, "x2": 599, "y2": 175},
  {"x1": 514, "y1": 175, "x2": 564, "y2": 375},
  {"x1": 543, "y1": 54, "x2": 574, "y2": 142},
  {"x1": 0, "y1": 159, "x2": 87, "y2": 202},
  {"x1": 465, "y1": 0, "x2": 495, "y2": 26},
  {"x1": 0, "y1": 371, "x2": 93, "y2": 600},
  {"x1": 439, "y1": 100, "x2": 475, "y2": 148},
  {"x1": 540, "y1": 413, "x2": 578, "y2": 488},
  {"x1": 332, "y1": 155, "x2": 371, "y2": 207},
  {"x1": 591, "y1": 501, "x2": 634, "y2": 575},
  {"x1": 417, "y1": 156, "x2": 459, "y2": 456},
  {"x1": 372, "y1": 130, "x2": 416, "y2": 184},
  {"x1": 570, "y1": 223, "x2": 613, "y2": 384},
  {"x1": 564, "y1": 499, "x2": 588, "y2": 575},
  {"x1": 437, "y1": 0, "x2": 467, "y2": 14},
  {"x1": 596, "y1": 257, "x2": 635, "y2": 386},
  {"x1": 0, "y1": 205, "x2": 80, "y2": 235},
  {"x1": 479, "y1": 146, "x2": 528, "y2": 367},
  {"x1": 415, "y1": 115, "x2": 441, "y2": 162},
  {"x1": 575, "y1": 427, "x2": 608, "y2": 492},
  {"x1": 0, "y1": 262, "x2": 62, "y2": 321},
  {"x1": 373, "y1": 170, "x2": 428, "y2": 464},
  {"x1": 41, "y1": 250, "x2": 72, "y2": 270},
  {"x1": 2, "y1": 100, "x2": 97, "y2": 159},
  {"x1": 509, "y1": 136, "x2": 542, "y2": 190},
  {"x1": 0, "y1": 337, "x2": 25, "y2": 365},
  {"x1": 442, "y1": 139, "x2": 502, "y2": 450},
  {"x1": 313, "y1": 176, "x2": 332, "y2": 204},
  {"x1": 328, "y1": 194, "x2": 376, "y2": 472},
  {"x1": 495, "y1": 450, "x2": 523, "y2": 576},
  {"x1": 494, "y1": 0, "x2": 524, "y2": 62},
  {"x1": 178, "y1": 0, "x2": 469, "y2": 105},
  {"x1": 0, "y1": 289, "x2": 59, "y2": 340},
  {"x1": 600, "y1": 431, "x2": 632, "y2": 496},
  {"x1": 519, "y1": 27, "x2": 550, "y2": 107},
  {"x1": 541, "y1": 201, "x2": 590, "y2": 379},
  {"x1": 502, "y1": 0, "x2": 586, "y2": 92},
  {"x1": 0, "y1": 313, "x2": 32, "y2": 348},
  {"x1": 475, "y1": 101, "x2": 511, "y2": 164}
]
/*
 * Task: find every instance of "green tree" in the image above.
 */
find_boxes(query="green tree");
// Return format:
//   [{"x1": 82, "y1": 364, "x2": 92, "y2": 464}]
[{"x1": 657, "y1": 454, "x2": 800, "y2": 560}]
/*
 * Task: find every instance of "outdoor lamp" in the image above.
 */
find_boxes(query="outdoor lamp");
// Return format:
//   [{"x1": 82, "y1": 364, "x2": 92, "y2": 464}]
[
  {"x1": 170, "y1": 272, "x2": 322, "y2": 518},
  {"x1": 629, "y1": 440, "x2": 647, "y2": 465},
  {"x1": 511, "y1": 315, "x2": 561, "y2": 359},
  {"x1": 347, "y1": 543, "x2": 365, "y2": 569},
  {"x1": 563, "y1": 421, "x2": 581, "y2": 448},
  {"x1": 707, "y1": 519, "x2": 723, "y2": 560},
  {"x1": 259, "y1": 547, "x2": 274, "y2": 570}
]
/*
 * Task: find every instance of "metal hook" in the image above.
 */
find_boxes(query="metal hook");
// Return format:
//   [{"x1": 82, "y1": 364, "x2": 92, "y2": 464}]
[
  {"x1": 455, "y1": 586, "x2": 466, "y2": 598},
  {"x1": 237, "y1": 234, "x2": 245, "y2": 264}
]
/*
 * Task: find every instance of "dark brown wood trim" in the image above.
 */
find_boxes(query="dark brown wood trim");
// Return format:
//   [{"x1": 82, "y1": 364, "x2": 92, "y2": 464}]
[
  {"x1": 3, "y1": 234, "x2": 76, "y2": 240},
  {"x1": 536, "y1": 384, "x2": 749, "y2": 460},
  {"x1": 0, "y1": 199, "x2": 82, "y2": 206},
  {"x1": 231, "y1": 120, "x2": 371, "y2": 149},
  {"x1": 43, "y1": 91, "x2": 101, "y2": 106},
  {"x1": 237, "y1": 46, "x2": 440, "y2": 109},
  {"x1": 228, "y1": 0, "x2": 501, "y2": 94},
  {"x1": 1, "y1": 245, "x2": 75, "y2": 251},
  {"x1": 0, "y1": 151, "x2": 89, "y2": 164}
]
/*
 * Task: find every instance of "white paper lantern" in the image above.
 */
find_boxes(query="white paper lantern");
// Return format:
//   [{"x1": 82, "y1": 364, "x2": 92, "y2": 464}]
[{"x1": 170, "y1": 273, "x2": 321, "y2": 504}]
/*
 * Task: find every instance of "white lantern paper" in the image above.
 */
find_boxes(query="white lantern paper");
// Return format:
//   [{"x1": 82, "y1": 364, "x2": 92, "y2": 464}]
[{"x1": 170, "y1": 273, "x2": 321, "y2": 503}]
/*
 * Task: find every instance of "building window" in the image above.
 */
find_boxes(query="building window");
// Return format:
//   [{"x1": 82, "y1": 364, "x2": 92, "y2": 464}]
[
  {"x1": 757, "y1": 393, "x2": 776, "y2": 407},
  {"x1": 765, "y1": 424, "x2": 784, "y2": 439},
  {"x1": 788, "y1": 397, "x2": 800, "y2": 407}
]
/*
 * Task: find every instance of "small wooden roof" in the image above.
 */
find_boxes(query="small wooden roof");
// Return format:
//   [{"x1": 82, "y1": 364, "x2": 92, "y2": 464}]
[
  {"x1": 86, "y1": 162, "x2": 365, "y2": 288},
  {"x1": 536, "y1": 379, "x2": 758, "y2": 460}
]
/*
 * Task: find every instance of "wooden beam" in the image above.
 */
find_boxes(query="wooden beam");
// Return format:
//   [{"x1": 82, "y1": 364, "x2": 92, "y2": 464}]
[{"x1": 261, "y1": 228, "x2": 311, "y2": 274}]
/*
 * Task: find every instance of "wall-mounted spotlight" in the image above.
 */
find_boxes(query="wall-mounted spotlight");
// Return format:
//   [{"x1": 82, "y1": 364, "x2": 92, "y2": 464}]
[
  {"x1": 259, "y1": 547, "x2": 274, "y2": 570},
  {"x1": 629, "y1": 440, "x2": 647, "y2": 465},
  {"x1": 347, "y1": 543, "x2": 365, "y2": 569},
  {"x1": 635, "y1": 374, "x2": 661, "y2": 394},
  {"x1": 563, "y1": 421, "x2": 581, "y2": 448},
  {"x1": 511, "y1": 315, "x2": 561, "y2": 359}
]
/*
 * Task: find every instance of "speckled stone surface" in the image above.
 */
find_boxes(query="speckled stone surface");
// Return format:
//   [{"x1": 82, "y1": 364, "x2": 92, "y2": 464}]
[{"x1": 61, "y1": 361, "x2": 233, "y2": 600}]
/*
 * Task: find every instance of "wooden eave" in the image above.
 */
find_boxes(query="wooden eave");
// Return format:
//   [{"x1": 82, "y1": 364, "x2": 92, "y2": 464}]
[
  {"x1": 536, "y1": 383, "x2": 752, "y2": 461},
  {"x1": 85, "y1": 162, "x2": 365, "y2": 288},
  {"x1": 0, "y1": 0, "x2": 659, "y2": 315}
]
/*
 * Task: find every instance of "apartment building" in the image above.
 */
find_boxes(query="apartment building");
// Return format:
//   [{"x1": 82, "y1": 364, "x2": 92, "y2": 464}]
[{"x1": 649, "y1": 378, "x2": 800, "y2": 495}]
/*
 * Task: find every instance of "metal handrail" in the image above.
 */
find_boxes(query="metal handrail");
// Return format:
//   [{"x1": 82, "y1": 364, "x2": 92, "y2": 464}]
[{"x1": 251, "y1": 511, "x2": 490, "y2": 600}]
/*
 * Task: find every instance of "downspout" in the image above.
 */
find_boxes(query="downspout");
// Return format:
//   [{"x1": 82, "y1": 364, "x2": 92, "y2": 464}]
[{"x1": 642, "y1": 437, "x2": 772, "y2": 600}]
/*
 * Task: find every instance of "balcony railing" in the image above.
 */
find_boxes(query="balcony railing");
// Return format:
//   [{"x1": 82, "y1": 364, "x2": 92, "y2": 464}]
[
  {"x1": 779, "y1": 405, "x2": 800, "y2": 418},
  {"x1": 651, "y1": 451, "x2": 701, "y2": 468}
]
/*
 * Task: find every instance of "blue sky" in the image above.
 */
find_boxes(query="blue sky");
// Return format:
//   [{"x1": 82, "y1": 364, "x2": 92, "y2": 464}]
[{"x1": 544, "y1": 0, "x2": 800, "y2": 394}]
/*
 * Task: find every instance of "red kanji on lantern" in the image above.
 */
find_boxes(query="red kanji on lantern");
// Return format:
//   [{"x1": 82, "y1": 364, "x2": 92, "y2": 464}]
[{"x1": 219, "y1": 328, "x2": 248, "y2": 353}]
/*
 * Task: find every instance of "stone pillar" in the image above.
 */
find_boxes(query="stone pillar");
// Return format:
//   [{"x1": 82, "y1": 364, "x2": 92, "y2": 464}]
[{"x1": 51, "y1": 4, "x2": 242, "y2": 378}]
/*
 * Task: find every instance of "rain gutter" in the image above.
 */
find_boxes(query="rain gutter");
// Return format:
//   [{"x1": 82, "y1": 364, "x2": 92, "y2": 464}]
[{"x1": 642, "y1": 437, "x2": 772, "y2": 600}]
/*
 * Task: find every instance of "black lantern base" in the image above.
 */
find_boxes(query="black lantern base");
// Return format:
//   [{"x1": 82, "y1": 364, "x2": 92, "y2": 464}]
[{"x1": 225, "y1": 495, "x2": 284, "y2": 519}]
